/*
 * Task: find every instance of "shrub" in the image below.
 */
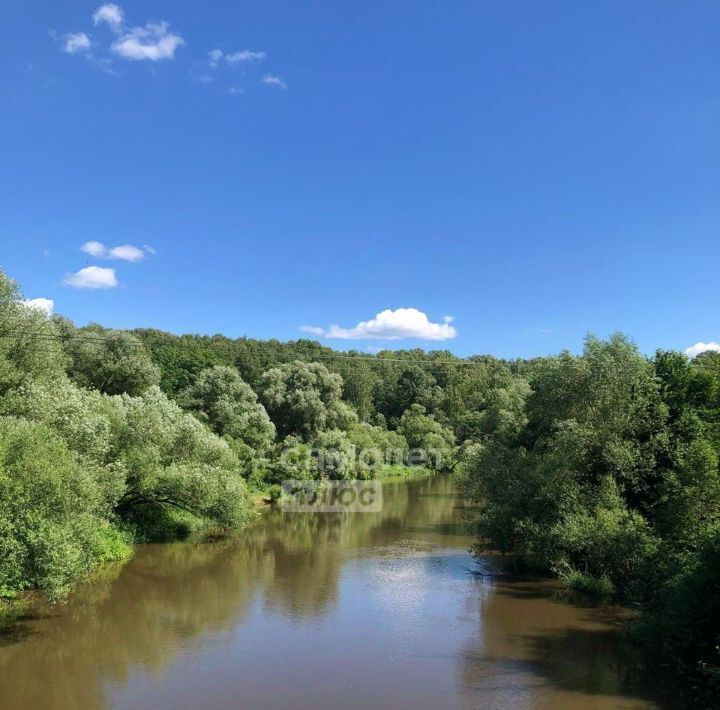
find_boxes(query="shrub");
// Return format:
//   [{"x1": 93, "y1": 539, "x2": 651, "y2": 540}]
[{"x1": 0, "y1": 418, "x2": 110, "y2": 601}]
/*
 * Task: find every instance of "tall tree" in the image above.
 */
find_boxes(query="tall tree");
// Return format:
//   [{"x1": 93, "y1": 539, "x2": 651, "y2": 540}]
[
  {"x1": 258, "y1": 361, "x2": 346, "y2": 440},
  {"x1": 181, "y1": 365, "x2": 275, "y2": 453}
]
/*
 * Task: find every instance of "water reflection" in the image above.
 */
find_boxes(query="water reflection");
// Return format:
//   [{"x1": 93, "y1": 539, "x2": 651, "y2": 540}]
[{"x1": 0, "y1": 475, "x2": 677, "y2": 710}]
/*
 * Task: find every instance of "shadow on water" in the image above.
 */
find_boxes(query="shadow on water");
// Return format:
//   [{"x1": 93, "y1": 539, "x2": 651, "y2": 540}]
[
  {"x1": 458, "y1": 568, "x2": 684, "y2": 708},
  {"x1": 0, "y1": 623, "x2": 36, "y2": 647}
]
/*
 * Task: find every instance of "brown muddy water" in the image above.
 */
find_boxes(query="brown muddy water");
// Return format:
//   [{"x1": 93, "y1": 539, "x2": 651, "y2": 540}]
[{"x1": 0, "y1": 474, "x2": 679, "y2": 709}]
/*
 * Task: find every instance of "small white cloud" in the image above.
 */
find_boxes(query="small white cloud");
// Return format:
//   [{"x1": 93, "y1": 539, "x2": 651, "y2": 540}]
[
  {"x1": 442, "y1": 315, "x2": 454, "y2": 323},
  {"x1": 112, "y1": 21, "x2": 184, "y2": 61},
  {"x1": 228, "y1": 86, "x2": 244, "y2": 95},
  {"x1": 685, "y1": 341, "x2": 720, "y2": 358},
  {"x1": 63, "y1": 32, "x2": 92, "y2": 54},
  {"x1": 108, "y1": 244, "x2": 145, "y2": 261},
  {"x1": 80, "y1": 241, "x2": 148, "y2": 261},
  {"x1": 93, "y1": 3, "x2": 124, "y2": 30},
  {"x1": 64, "y1": 266, "x2": 118, "y2": 289},
  {"x1": 143, "y1": 244, "x2": 156, "y2": 254},
  {"x1": 302, "y1": 308, "x2": 458, "y2": 341},
  {"x1": 226, "y1": 50, "x2": 266, "y2": 64},
  {"x1": 261, "y1": 74, "x2": 287, "y2": 89},
  {"x1": 208, "y1": 49, "x2": 223, "y2": 67},
  {"x1": 22, "y1": 298, "x2": 54, "y2": 316},
  {"x1": 60, "y1": 6, "x2": 182, "y2": 66},
  {"x1": 81, "y1": 240, "x2": 107, "y2": 257}
]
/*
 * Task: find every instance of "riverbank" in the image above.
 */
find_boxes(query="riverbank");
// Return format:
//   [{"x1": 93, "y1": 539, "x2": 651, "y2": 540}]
[{"x1": 0, "y1": 474, "x2": 680, "y2": 710}]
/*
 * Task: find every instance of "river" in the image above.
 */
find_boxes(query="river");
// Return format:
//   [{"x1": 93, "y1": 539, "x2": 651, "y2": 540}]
[{"x1": 0, "y1": 474, "x2": 678, "y2": 709}]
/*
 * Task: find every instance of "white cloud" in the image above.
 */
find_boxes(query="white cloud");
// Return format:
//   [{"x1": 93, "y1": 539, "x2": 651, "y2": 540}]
[
  {"x1": 61, "y1": 6, "x2": 182, "y2": 65},
  {"x1": 81, "y1": 240, "x2": 107, "y2": 257},
  {"x1": 302, "y1": 308, "x2": 458, "y2": 341},
  {"x1": 63, "y1": 32, "x2": 92, "y2": 54},
  {"x1": 228, "y1": 86, "x2": 244, "y2": 95},
  {"x1": 22, "y1": 298, "x2": 54, "y2": 316},
  {"x1": 80, "y1": 241, "x2": 148, "y2": 261},
  {"x1": 108, "y1": 244, "x2": 145, "y2": 261},
  {"x1": 112, "y1": 21, "x2": 184, "y2": 61},
  {"x1": 261, "y1": 74, "x2": 287, "y2": 89},
  {"x1": 63, "y1": 266, "x2": 118, "y2": 289},
  {"x1": 685, "y1": 341, "x2": 720, "y2": 358},
  {"x1": 93, "y1": 3, "x2": 124, "y2": 30},
  {"x1": 206, "y1": 49, "x2": 266, "y2": 78},
  {"x1": 226, "y1": 50, "x2": 266, "y2": 64}
]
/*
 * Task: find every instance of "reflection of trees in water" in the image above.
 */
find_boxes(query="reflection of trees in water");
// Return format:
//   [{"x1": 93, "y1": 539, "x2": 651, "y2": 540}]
[
  {"x1": 0, "y1": 474, "x2": 464, "y2": 710},
  {"x1": 458, "y1": 577, "x2": 671, "y2": 708},
  {"x1": 255, "y1": 473, "x2": 463, "y2": 618},
  {"x1": 0, "y1": 540, "x2": 273, "y2": 710}
]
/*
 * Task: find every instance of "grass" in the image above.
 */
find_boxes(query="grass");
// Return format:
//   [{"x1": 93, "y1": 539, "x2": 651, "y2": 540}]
[
  {"x1": 377, "y1": 465, "x2": 436, "y2": 479},
  {"x1": 562, "y1": 570, "x2": 615, "y2": 596},
  {"x1": 96, "y1": 524, "x2": 134, "y2": 563}
]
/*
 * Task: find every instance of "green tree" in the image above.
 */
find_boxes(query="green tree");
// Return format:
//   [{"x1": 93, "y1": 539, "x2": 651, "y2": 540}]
[
  {"x1": 258, "y1": 361, "x2": 346, "y2": 440},
  {"x1": 312, "y1": 429, "x2": 357, "y2": 480},
  {"x1": 63, "y1": 324, "x2": 161, "y2": 396},
  {"x1": 0, "y1": 418, "x2": 112, "y2": 601},
  {"x1": 181, "y1": 365, "x2": 275, "y2": 452},
  {"x1": 0, "y1": 271, "x2": 67, "y2": 394},
  {"x1": 397, "y1": 404, "x2": 455, "y2": 469},
  {"x1": 114, "y1": 386, "x2": 253, "y2": 529}
]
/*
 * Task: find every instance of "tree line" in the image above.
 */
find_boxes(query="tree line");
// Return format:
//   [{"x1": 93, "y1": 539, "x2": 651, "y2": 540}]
[
  {"x1": 1, "y1": 267, "x2": 718, "y2": 698},
  {"x1": 0, "y1": 270, "x2": 465, "y2": 605},
  {"x1": 459, "y1": 334, "x2": 720, "y2": 701}
]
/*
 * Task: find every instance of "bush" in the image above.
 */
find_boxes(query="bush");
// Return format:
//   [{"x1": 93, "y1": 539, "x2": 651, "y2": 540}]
[
  {"x1": 0, "y1": 418, "x2": 110, "y2": 601},
  {"x1": 562, "y1": 571, "x2": 614, "y2": 596}
]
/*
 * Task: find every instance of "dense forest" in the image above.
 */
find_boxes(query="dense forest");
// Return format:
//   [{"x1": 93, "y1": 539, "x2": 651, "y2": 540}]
[{"x1": 1, "y1": 268, "x2": 718, "y2": 698}]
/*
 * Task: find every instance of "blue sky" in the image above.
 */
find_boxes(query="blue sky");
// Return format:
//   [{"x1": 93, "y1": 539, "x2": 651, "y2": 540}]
[{"x1": 2, "y1": 1, "x2": 719, "y2": 358}]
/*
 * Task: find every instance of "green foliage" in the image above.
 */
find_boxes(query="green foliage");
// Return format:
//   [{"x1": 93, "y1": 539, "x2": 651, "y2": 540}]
[
  {"x1": 0, "y1": 270, "x2": 257, "y2": 606},
  {"x1": 181, "y1": 365, "x2": 275, "y2": 452},
  {"x1": 378, "y1": 464, "x2": 434, "y2": 479},
  {"x1": 347, "y1": 421, "x2": 408, "y2": 471},
  {"x1": 2, "y1": 263, "x2": 718, "y2": 697},
  {"x1": 266, "y1": 435, "x2": 316, "y2": 484},
  {"x1": 374, "y1": 365, "x2": 443, "y2": 423},
  {"x1": 397, "y1": 404, "x2": 455, "y2": 469},
  {"x1": 1, "y1": 377, "x2": 124, "y2": 472},
  {"x1": 113, "y1": 385, "x2": 254, "y2": 528},
  {"x1": 637, "y1": 526, "x2": 720, "y2": 700},
  {"x1": 312, "y1": 429, "x2": 357, "y2": 480},
  {"x1": 561, "y1": 571, "x2": 614, "y2": 596},
  {"x1": 0, "y1": 417, "x2": 109, "y2": 601},
  {"x1": 258, "y1": 360, "x2": 345, "y2": 440},
  {"x1": 0, "y1": 273, "x2": 67, "y2": 394},
  {"x1": 132, "y1": 329, "x2": 225, "y2": 395},
  {"x1": 63, "y1": 324, "x2": 161, "y2": 396},
  {"x1": 461, "y1": 333, "x2": 720, "y2": 698},
  {"x1": 655, "y1": 438, "x2": 720, "y2": 549},
  {"x1": 95, "y1": 525, "x2": 134, "y2": 564}
]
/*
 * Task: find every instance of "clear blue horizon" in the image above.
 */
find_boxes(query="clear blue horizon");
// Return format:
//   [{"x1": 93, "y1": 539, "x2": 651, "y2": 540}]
[{"x1": 3, "y1": 1, "x2": 719, "y2": 359}]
